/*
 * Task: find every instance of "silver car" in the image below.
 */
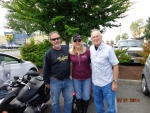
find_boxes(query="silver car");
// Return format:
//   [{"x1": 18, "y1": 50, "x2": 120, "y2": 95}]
[
  {"x1": 142, "y1": 54, "x2": 150, "y2": 96},
  {"x1": 0, "y1": 52, "x2": 38, "y2": 85},
  {"x1": 117, "y1": 39, "x2": 143, "y2": 62}
]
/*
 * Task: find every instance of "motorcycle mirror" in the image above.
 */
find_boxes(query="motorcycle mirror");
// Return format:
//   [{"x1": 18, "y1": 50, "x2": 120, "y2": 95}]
[
  {"x1": 26, "y1": 70, "x2": 39, "y2": 77},
  {"x1": 22, "y1": 70, "x2": 39, "y2": 83}
]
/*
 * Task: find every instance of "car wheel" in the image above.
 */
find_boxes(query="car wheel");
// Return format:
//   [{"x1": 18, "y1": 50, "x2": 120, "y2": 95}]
[{"x1": 141, "y1": 75, "x2": 150, "y2": 96}]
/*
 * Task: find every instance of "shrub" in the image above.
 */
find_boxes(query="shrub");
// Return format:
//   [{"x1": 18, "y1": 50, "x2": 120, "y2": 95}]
[
  {"x1": 20, "y1": 39, "x2": 52, "y2": 67},
  {"x1": 136, "y1": 40, "x2": 150, "y2": 64},
  {"x1": 115, "y1": 48, "x2": 132, "y2": 63}
]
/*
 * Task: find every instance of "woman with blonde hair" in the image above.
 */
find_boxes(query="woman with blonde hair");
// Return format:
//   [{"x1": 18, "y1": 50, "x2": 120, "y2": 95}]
[{"x1": 69, "y1": 35, "x2": 91, "y2": 113}]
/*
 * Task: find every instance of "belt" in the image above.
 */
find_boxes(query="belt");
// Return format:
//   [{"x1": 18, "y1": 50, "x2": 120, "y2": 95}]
[{"x1": 51, "y1": 76, "x2": 69, "y2": 81}]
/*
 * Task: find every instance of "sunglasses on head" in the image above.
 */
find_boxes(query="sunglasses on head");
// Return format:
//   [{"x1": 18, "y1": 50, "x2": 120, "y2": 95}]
[
  {"x1": 74, "y1": 39, "x2": 81, "y2": 43},
  {"x1": 51, "y1": 37, "x2": 60, "y2": 41}
]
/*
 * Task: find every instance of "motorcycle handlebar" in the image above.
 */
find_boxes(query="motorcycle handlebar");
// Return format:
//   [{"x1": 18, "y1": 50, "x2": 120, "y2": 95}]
[
  {"x1": 2, "y1": 71, "x2": 38, "y2": 90},
  {"x1": 2, "y1": 78, "x2": 29, "y2": 89},
  {"x1": 18, "y1": 82, "x2": 30, "y2": 89},
  {"x1": 24, "y1": 84, "x2": 30, "y2": 89}
]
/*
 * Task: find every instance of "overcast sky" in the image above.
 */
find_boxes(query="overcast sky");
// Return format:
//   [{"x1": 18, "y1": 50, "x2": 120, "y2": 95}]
[
  {"x1": 0, "y1": 0, "x2": 150, "y2": 42},
  {"x1": 0, "y1": 5, "x2": 9, "y2": 36},
  {"x1": 102, "y1": 0, "x2": 150, "y2": 42}
]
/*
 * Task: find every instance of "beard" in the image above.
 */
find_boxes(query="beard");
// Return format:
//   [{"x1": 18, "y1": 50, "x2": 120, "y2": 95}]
[{"x1": 54, "y1": 43, "x2": 61, "y2": 48}]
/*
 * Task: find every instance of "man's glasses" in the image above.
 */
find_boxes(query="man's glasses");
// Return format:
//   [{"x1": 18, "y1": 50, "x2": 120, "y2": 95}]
[
  {"x1": 51, "y1": 37, "x2": 60, "y2": 41},
  {"x1": 74, "y1": 39, "x2": 82, "y2": 43}
]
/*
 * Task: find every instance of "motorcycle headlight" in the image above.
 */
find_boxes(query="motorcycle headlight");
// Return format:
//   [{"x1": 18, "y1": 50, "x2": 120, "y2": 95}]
[{"x1": 0, "y1": 98, "x2": 4, "y2": 104}]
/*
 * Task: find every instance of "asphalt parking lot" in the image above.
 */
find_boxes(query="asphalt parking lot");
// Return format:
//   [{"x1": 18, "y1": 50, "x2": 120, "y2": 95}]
[{"x1": 43, "y1": 80, "x2": 150, "y2": 113}]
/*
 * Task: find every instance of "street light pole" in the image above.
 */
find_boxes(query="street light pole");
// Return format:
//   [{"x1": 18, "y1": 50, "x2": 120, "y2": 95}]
[{"x1": 119, "y1": 23, "x2": 122, "y2": 40}]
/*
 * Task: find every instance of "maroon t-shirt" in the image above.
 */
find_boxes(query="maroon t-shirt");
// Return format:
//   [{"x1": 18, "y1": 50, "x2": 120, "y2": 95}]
[{"x1": 69, "y1": 49, "x2": 92, "y2": 80}]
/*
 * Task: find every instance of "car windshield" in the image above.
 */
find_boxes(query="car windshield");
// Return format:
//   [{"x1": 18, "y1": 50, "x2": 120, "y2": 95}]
[{"x1": 119, "y1": 40, "x2": 142, "y2": 47}]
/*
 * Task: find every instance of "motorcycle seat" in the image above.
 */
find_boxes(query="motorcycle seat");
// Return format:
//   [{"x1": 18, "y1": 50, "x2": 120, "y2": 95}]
[{"x1": 9, "y1": 76, "x2": 44, "y2": 108}]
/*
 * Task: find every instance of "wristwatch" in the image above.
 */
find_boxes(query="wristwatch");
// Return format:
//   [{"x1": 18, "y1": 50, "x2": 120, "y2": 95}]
[{"x1": 113, "y1": 80, "x2": 117, "y2": 83}]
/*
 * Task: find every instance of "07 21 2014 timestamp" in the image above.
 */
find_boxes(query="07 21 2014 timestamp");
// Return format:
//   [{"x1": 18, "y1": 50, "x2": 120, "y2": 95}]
[{"x1": 117, "y1": 98, "x2": 140, "y2": 103}]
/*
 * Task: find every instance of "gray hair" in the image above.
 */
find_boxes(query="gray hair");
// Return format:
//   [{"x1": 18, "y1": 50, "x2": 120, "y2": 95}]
[
  {"x1": 49, "y1": 31, "x2": 60, "y2": 38},
  {"x1": 90, "y1": 29, "x2": 102, "y2": 36}
]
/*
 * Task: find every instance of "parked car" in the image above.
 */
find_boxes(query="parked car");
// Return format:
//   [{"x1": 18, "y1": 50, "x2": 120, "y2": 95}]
[
  {"x1": 141, "y1": 54, "x2": 150, "y2": 96},
  {"x1": 116, "y1": 39, "x2": 143, "y2": 62},
  {"x1": 9, "y1": 44, "x2": 19, "y2": 49},
  {"x1": 0, "y1": 52, "x2": 38, "y2": 85},
  {"x1": 0, "y1": 44, "x2": 8, "y2": 49},
  {"x1": 113, "y1": 44, "x2": 119, "y2": 50},
  {"x1": 83, "y1": 43, "x2": 90, "y2": 49},
  {"x1": 0, "y1": 44, "x2": 19, "y2": 49}
]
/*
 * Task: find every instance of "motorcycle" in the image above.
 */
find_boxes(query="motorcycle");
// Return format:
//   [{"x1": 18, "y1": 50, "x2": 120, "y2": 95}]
[{"x1": 0, "y1": 70, "x2": 50, "y2": 113}]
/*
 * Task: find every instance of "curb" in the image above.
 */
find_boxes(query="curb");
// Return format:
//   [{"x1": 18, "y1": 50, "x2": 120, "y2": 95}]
[{"x1": 118, "y1": 79, "x2": 141, "y2": 83}]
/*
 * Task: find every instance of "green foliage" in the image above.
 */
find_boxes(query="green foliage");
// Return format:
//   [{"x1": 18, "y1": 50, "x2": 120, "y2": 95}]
[
  {"x1": 136, "y1": 41, "x2": 150, "y2": 64},
  {"x1": 20, "y1": 39, "x2": 52, "y2": 67},
  {"x1": 121, "y1": 33, "x2": 128, "y2": 40},
  {"x1": 30, "y1": 37, "x2": 35, "y2": 44},
  {"x1": 115, "y1": 48, "x2": 132, "y2": 63},
  {"x1": 144, "y1": 17, "x2": 150, "y2": 40},
  {"x1": 1, "y1": 0, "x2": 133, "y2": 46},
  {"x1": 130, "y1": 18, "x2": 145, "y2": 38},
  {"x1": 115, "y1": 35, "x2": 120, "y2": 43},
  {"x1": 115, "y1": 33, "x2": 128, "y2": 43}
]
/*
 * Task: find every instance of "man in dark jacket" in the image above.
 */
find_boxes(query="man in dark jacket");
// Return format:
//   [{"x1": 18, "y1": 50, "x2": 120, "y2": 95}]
[{"x1": 43, "y1": 31, "x2": 73, "y2": 113}]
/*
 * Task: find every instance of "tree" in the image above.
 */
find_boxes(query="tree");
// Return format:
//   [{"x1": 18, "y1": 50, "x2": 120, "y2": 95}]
[
  {"x1": 7, "y1": 19, "x2": 37, "y2": 37},
  {"x1": 136, "y1": 41, "x2": 150, "y2": 64},
  {"x1": 115, "y1": 32, "x2": 128, "y2": 44},
  {"x1": 144, "y1": 17, "x2": 150, "y2": 40},
  {"x1": 1, "y1": 0, "x2": 132, "y2": 46},
  {"x1": 121, "y1": 32, "x2": 128, "y2": 40},
  {"x1": 105, "y1": 40, "x2": 109, "y2": 45},
  {"x1": 109, "y1": 39, "x2": 114, "y2": 46},
  {"x1": 115, "y1": 35, "x2": 120, "y2": 43},
  {"x1": 130, "y1": 18, "x2": 145, "y2": 38}
]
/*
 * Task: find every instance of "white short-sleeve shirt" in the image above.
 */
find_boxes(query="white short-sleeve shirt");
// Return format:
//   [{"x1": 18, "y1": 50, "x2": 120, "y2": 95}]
[{"x1": 90, "y1": 43, "x2": 119, "y2": 87}]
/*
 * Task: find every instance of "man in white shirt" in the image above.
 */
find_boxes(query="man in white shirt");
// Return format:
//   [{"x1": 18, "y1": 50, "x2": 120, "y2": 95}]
[{"x1": 90, "y1": 29, "x2": 119, "y2": 113}]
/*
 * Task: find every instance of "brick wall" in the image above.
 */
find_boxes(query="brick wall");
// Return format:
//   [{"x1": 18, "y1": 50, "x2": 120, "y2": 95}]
[{"x1": 119, "y1": 65, "x2": 144, "y2": 80}]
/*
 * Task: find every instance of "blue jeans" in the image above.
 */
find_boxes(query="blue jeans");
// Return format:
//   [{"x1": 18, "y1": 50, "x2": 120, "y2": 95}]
[
  {"x1": 92, "y1": 82, "x2": 116, "y2": 113},
  {"x1": 50, "y1": 77, "x2": 73, "y2": 113},
  {"x1": 73, "y1": 78, "x2": 91, "y2": 100}
]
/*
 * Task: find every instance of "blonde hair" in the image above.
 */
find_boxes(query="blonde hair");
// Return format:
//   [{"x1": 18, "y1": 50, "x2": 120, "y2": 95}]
[{"x1": 69, "y1": 43, "x2": 86, "y2": 55}]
